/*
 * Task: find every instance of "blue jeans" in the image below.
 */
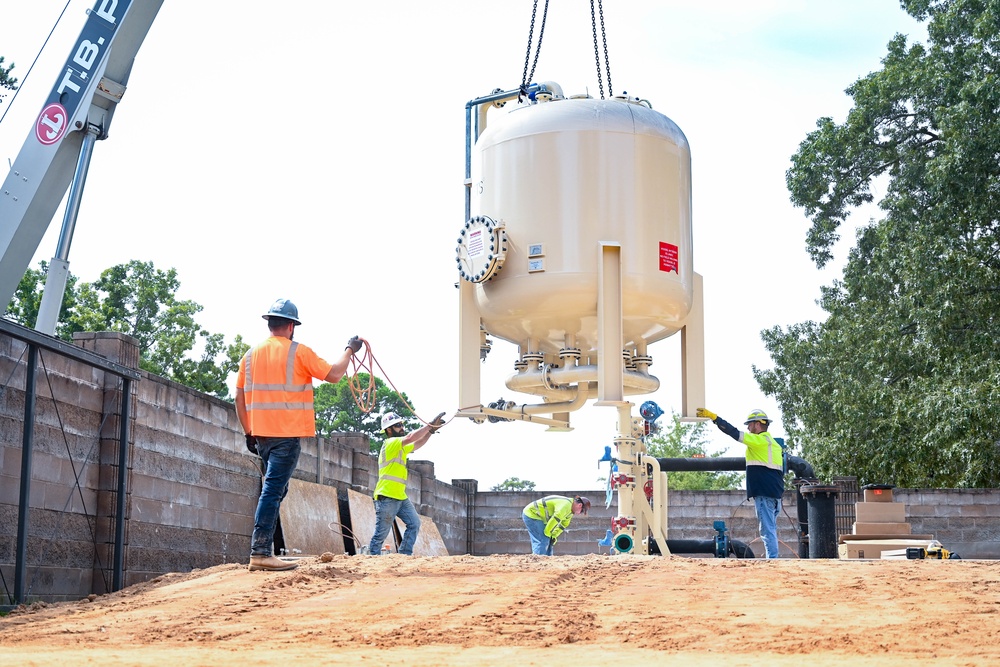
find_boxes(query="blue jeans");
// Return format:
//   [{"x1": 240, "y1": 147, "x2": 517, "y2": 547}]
[
  {"x1": 523, "y1": 514, "x2": 553, "y2": 555},
  {"x1": 250, "y1": 437, "x2": 300, "y2": 557},
  {"x1": 754, "y1": 495, "x2": 781, "y2": 558},
  {"x1": 369, "y1": 496, "x2": 421, "y2": 555}
]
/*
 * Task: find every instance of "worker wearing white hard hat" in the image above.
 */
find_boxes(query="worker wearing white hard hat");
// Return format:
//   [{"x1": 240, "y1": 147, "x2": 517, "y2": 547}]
[{"x1": 368, "y1": 409, "x2": 446, "y2": 555}]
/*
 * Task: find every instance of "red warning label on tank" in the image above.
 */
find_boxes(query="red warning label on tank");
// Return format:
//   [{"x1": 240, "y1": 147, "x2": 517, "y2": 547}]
[{"x1": 659, "y1": 242, "x2": 679, "y2": 273}]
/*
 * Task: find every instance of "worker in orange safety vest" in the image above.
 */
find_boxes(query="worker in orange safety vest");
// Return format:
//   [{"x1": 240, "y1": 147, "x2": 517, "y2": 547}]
[{"x1": 237, "y1": 298, "x2": 361, "y2": 572}]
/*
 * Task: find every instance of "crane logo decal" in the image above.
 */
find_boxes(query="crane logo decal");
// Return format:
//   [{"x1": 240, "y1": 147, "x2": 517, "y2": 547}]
[{"x1": 35, "y1": 103, "x2": 69, "y2": 146}]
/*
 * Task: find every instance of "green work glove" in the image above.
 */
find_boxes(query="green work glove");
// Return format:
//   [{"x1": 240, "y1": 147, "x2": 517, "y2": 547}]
[{"x1": 696, "y1": 408, "x2": 718, "y2": 421}]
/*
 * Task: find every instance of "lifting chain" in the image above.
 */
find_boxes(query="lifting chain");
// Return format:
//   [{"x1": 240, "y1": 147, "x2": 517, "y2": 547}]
[
  {"x1": 518, "y1": 0, "x2": 613, "y2": 101},
  {"x1": 520, "y1": 0, "x2": 550, "y2": 99},
  {"x1": 590, "y1": 0, "x2": 613, "y2": 99}
]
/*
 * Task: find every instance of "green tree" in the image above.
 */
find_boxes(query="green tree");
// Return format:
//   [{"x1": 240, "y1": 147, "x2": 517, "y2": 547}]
[
  {"x1": 4, "y1": 261, "x2": 80, "y2": 338},
  {"x1": 765, "y1": 0, "x2": 1000, "y2": 487},
  {"x1": 644, "y1": 411, "x2": 743, "y2": 491},
  {"x1": 5, "y1": 260, "x2": 247, "y2": 401},
  {"x1": 491, "y1": 477, "x2": 537, "y2": 492},
  {"x1": 0, "y1": 55, "x2": 16, "y2": 105},
  {"x1": 314, "y1": 373, "x2": 420, "y2": 452}
]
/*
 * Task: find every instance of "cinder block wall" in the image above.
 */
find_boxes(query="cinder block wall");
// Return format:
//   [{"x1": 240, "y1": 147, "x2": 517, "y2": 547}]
[
  {"x1": 2, "y1": 327, "x2": 999, "y2": 606},
  {"x1": 896, "y1": 489, "x2": 1000, "y2": 559},
  {"x1": 472, "y1": 489, "x2": 801, "y2": 558}
]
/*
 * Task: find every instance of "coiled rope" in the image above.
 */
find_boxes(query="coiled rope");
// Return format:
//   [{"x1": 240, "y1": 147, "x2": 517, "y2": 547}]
[{"x1": 346, "y1": 338, "x2": 451, "y2": 429}]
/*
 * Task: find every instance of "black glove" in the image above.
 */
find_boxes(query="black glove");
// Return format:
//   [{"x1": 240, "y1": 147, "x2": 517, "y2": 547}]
[
  {"x1": 346, "y1": 335, "x2": 363, "y2": 353},
  {"x1": 428, "y1": 412, "x2": 446, "y2": 433},
  {"x1": 245, "y1": 434, "x2": 259, "y2": 454}
]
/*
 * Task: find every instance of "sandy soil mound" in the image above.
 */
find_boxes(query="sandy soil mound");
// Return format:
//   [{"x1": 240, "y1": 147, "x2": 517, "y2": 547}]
[{"x1": 2, "y1": 554, "x2": 998, "y2": 666}]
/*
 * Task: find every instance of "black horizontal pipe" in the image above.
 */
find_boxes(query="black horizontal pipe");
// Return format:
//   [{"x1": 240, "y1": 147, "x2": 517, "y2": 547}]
[
  {"x1": 650, "y1": 539, "x2": 756, "y2": 559},
  {"x1": 654, "y1": 455, "x2": 817, "y2": 480}
]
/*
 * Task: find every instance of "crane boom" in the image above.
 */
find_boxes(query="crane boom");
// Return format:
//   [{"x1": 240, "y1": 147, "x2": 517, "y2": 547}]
[{"x1": 0, "y1": 0, "x2": 163, "y2": 329}]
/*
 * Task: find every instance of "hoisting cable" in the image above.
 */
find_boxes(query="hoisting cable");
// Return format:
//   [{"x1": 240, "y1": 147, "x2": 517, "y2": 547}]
[
  {"x1": 346, "y1": 338, "x2": 452, "y2": 431},
  {"x1": 590, "y1": 0, "x2": 613, "y2": 99},
  {"x1": 519, "y1": 0, "x2": 550, "y2": 100}
]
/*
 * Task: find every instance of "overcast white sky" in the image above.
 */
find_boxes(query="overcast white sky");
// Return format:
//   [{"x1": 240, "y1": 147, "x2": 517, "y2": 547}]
[{"x1": 1, "y1": 1, "x2": 925, "y2": 491}]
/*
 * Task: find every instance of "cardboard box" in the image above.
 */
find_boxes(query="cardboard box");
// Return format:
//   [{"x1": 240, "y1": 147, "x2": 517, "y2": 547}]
[
  {"x1": 853, "y1": 521, "x2": 911, "y2": 536},
  {"x1": 854, "y1": 502, "x2": 905, "y2": 523},
  {"x1": 864, "y1": 488, "x2": 894, "y2": 502},
  {"x1": 838, "y1": 538, "x2": 936, "y2": 559}
]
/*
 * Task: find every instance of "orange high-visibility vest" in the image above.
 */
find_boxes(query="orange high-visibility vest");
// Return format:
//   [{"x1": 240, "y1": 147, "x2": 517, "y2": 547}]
[{"x1": 236, "y1": 336, "x2": 333, "y2": 437}]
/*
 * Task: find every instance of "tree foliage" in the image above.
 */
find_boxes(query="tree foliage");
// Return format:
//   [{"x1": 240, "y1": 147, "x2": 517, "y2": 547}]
[
  {"x1": 0, "y1": 55, "x2": 16, "y2": 104},
  {"x1": 490, "y1": 477, "x2": 537, "y2": 492},
  {"x1": 314, "y1": 374, "x2": 421, "y2": 452},
  {"x1": 643, "y1": 411, "x2": 743, "y2": 491},
  {"x1": 5, "y1": 260, "x2": 247, "y2": 400},
  {"x1": 765, "y1": 0, "x2": 1000, "y2": 487}
]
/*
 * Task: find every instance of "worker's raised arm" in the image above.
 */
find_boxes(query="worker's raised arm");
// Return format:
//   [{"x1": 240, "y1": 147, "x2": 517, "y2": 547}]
[{"x1": 697, "y1": 407, "x2": 740, "y2": 441}]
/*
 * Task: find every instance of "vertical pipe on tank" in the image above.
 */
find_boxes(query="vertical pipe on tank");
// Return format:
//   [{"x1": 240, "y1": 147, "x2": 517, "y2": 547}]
[
  {"x1": 613, "y1": 403, "x2": 639, "y2": 552},
  {"x1": 596, "y1": 243, "x2": 624, "y2": 404},
  {"x1": 681, "y1": 273, "x2": 707, "y2": 417}
]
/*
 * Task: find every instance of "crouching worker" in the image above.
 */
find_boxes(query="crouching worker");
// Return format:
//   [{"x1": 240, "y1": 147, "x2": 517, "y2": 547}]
[{"x1": 522, "y1": 495, "x2": 591, "y2": 555}]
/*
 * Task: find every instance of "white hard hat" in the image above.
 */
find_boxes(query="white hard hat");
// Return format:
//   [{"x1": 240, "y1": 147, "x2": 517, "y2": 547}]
[{"x1": 380, "y1": 412, "x2": 404, "y2": 431}]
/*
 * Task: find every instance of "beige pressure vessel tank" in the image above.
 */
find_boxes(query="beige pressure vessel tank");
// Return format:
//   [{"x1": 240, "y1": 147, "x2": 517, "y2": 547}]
[{"x1": 462, "y1": 94, "x2": 693, "y2": 355}]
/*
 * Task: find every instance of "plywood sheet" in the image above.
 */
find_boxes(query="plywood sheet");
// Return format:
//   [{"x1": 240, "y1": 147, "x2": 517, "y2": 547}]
[
  {"x1": 409, "y1": 514, "x2": 449, "y2": 556},
  {"x1": 392, "y1": 514, "x2": 448, "y2": 556},
  {"x1": 344, "y1": 488, "x2": 375, "y2": 552},
  {"x1": 277, "y1": 478, "x2": 345, "y2": 556},
  {"x1": 345, "y1": 489, "x2": 447, "y2": 556}
]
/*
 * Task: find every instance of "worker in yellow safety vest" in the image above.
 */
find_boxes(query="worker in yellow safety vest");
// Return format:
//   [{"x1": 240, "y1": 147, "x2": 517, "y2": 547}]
[
  {"x1": 237, "y1": 298, "x2": 362, "y2": 572},
  {"x1": 368, "y1": 410, "x2": 446, "y2": 555},
  {"x1": 697, "y1": 407, "x2": 786, "y2": 558},
  {"x1": 522, "y1": 495, "x2": 591, "y2": 555}
]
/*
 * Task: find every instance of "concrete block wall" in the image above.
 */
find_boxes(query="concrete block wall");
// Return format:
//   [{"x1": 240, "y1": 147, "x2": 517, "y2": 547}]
[
  {"x1": 892, "y1": 489, "x2": 1000, "y2": 559},
  {"x1": 3, "y1": 326, "x2": 999, "y2": 606},
  {"x1": 470, "y1": 489, "x2": 801, "y2": 558}
]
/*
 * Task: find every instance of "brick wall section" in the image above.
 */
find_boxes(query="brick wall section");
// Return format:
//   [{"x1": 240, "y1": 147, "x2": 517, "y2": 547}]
[
  {"x1": 896, "y1": 488, "x2": 1000, "y2": 559},
  {"x1": 473, "y1": 489, "x2": 801, "y2": 558},
  {"x1": 2, "y1": 328, "x2": 998, "y2": 605}
]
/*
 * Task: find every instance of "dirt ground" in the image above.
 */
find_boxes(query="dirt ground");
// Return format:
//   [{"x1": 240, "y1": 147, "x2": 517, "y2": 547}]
[{"x1": 2, "y1": 553, "x2": 998, "y2": 666}]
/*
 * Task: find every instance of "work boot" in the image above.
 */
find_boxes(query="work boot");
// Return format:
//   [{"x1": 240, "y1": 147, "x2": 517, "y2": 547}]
[{"x1": 248, "y1": 555, "x2": 298, "y2": 572}]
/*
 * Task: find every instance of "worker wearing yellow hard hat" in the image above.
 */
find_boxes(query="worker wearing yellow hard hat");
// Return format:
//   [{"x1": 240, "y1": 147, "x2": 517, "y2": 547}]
[{"x1": 696, "y1": 407, "x2": 786, "y2": 558}]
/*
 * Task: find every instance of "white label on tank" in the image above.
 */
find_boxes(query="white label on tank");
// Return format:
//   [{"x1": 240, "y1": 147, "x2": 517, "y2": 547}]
[
  {"x1": 528, "y1": 258, "x2": 545, "y2": 272},
  {"x1": 468, "y1": 230, "x2": 485, "y2": 258}
]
